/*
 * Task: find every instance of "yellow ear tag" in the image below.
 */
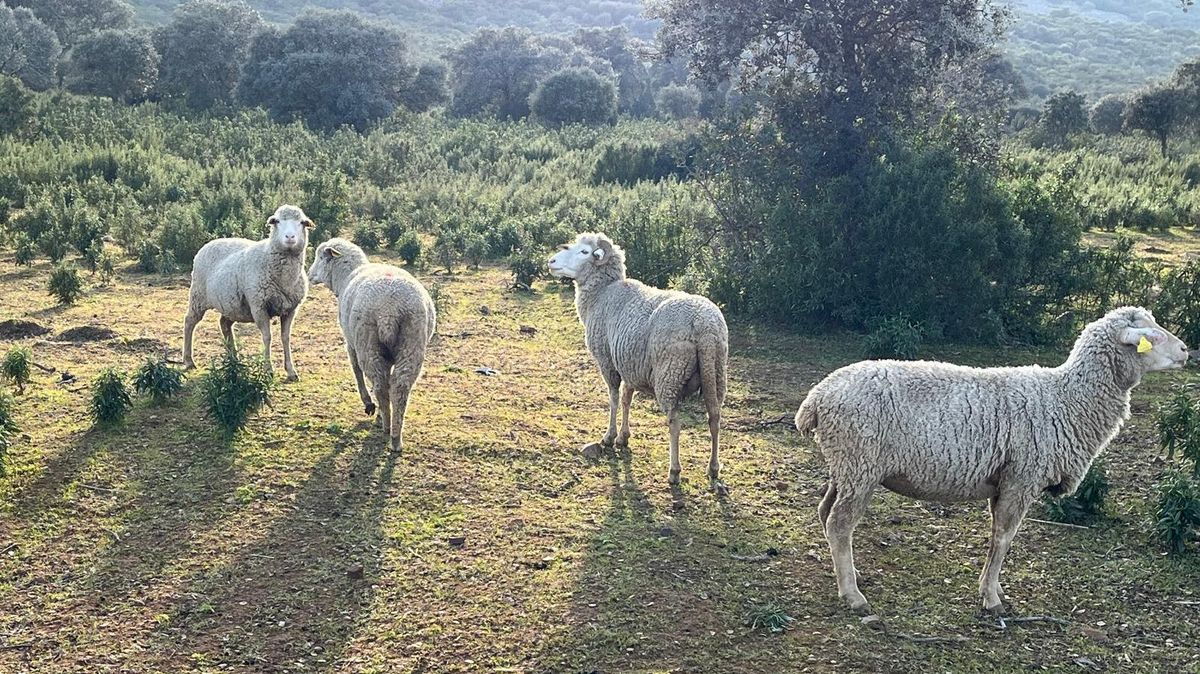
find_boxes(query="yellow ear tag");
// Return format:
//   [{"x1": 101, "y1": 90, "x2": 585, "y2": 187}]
[{"x1": 1138, "y1": 335, "x2": 1153, "y2": 353}]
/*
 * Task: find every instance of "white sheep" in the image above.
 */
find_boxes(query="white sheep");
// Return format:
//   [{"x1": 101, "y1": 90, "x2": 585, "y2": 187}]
[
  {"x1": 307, "y1": 238, "x2": 436, "y2": 452},
  {"x1": 183, "y1": 205, "x2": 313, "y2": 380},
  {"x1": 549, "y1": 232, "x2": 729, "y2": 488},
  {"x1": 794, "y1": 306, "x2": 1189, "y2": 615}
]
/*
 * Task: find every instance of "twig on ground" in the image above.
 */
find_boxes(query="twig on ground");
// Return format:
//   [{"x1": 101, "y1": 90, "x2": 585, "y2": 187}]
[
  {"x1": 1026, "y1": 518, "x2": 1090, "y2": 530},
  {"x1": 997, "y1": 615, "x2": 1071, "y2": 630},
  {"x1": 893, "y1": 632, "x2": 970, "y2": 644},
  {"x1": 31, "y1": 361, "x2": 55, "y2": 373},
  {"x1": 0, "y1": 543, "x2": 16, "y2": 555},
  {"x1": 760, "y1": 414, "x2": 793, "y2": 428},
  {"x1": 77, "y1": 483, "x2": 118, "y2": 493}
]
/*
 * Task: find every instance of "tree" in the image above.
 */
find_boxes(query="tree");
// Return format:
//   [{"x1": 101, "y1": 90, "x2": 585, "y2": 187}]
[
  {"x1": 1089, "y1": 94, "x2": 1127, "y2": 135},
  {"x1": 655, "y1": 83, "x2": 700, "y2": 119},
  {"x1": 1125, "y1": 85, "x2": 1183, "y2": 158},
  {"x1": 0, "y1": 5, "x2": 61, "y2": 91},
  {"x1": 0, "y1": 75, "x2": 34, "y2": 136},
  {"x1": 154, "y1": 0, "x2": 263, "y2": 111},
  {"x1": 530, "y1": 67, "x2": 617, "y2": 127},
  {"x1": 446, "y1": 27, "x2": 554, "y2": 119},
  {"x1": 8, "y1": 0, "x2": 132, "y2": 51},
  {"x1": 652, "y1": 0, "x2": 1005, "y2": 156},
  {"x1": 1038, "y1": 91, "x2": 1088, "y2": 147},
  {"x1": 65, "y1": 29, "x2": 158, "y2": 103},
  {"x1": 572, "y1": 27, "x2": 654, "y2": 116},
  {"x1": 237, "y1": 10, "x2": 414, "y2": 131},
  {"x1": 400, "y1": 61, "x2": 449, "y2": 113}
]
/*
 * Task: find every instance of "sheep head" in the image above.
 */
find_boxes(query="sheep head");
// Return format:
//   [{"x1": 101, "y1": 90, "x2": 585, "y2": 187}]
[
  {"x1": 267, "y1": 204, "x2": 313, "y2": 256},
  {"x1": 309, "y1": 238, "x2": 367, "y2": 293},
  {"x1": 547, "y1": 232, "x2": 626, "y2": 282},
  {"x1": 1072, "y1": 306, "x2": 1189, "y2": 389}
]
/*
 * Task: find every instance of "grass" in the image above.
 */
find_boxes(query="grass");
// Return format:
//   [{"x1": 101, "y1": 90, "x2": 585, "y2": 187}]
[{"x1": 1, "y1": 251, "x2": 1199, "y2": 672}]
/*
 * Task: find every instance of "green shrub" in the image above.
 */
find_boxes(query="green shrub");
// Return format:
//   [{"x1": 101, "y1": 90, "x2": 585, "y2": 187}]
[
  {"x1": 1158, "y1": 390, "x2": 1196, "y2": 461},
  {"x1": 1042, "y1": 459, "x2": 1110, "y2": 524},
  {"x1": 133, "y1": 358, "x2": 185, "y2": 404},
  {"x1": 463, "y1": 232, "x2": 487, "y2": 269},
  {"x1": 90, "y1": 368, "x2": 133, "y2": 424},
  {"x1": 201, "y1": 348, "x2": 273, "y2": 434},
  {"x1": 0, "y1": 390, "x2": 17, "y2": 470},
  {"x1": 351, "y1": 220, "x2": 383, "y2": 251},
  {"x1": 1157, "y1": 261, "x2": 1200, "y2": 348},
  {"x1": 1155, "y1": 469, "x2": 1200, "y2": 555},
  {"x1": 47, "y1": 263, "x2": 84, "y2": 306},
  {"x1": 433, "y1": 230, "x2": 462, "y2": 273},
  {"x1": 509, "y1": 249, "x2": 542, "y2": 290},
  {"x1": 2, "y1": 347, "x2": 32, "y2": 394},
  {"x1": 14, "y1": 233, "x2": 35, "y2": 266},
  {"x1": 135, "y1": 240, "x2": 160, "y2": 273},
  {"x1": 529, "y1": 68, "x2": 617, "y2": 128},
  {"x1": 863, "y1": 316, "x2": 924, "y2": 360},
  {"x1": 396, "y1": 230, "x2": 423, "y2": 267}
]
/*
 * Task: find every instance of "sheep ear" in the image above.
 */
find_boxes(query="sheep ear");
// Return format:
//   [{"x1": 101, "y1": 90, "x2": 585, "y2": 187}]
[
  {"x1": 1119, "y1": 327, "x2": 1165, "y2": 348},
  {"x1": 302, "y1": 219, "x2": 314, "y2": 229},
  {"x1": 329, "y1": 246, "x2": 343, "y2": 258},
  {"x1": 592, "y1": 249, "x2": 605, "y2": 262},
  {"x1": 266, "y1": 216, "x2": 279, "y2": 229}
]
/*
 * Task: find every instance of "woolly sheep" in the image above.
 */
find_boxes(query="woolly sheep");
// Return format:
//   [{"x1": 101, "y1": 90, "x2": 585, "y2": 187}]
[
  {"x1": 794, "y1": 306, "x2": 1189, "y2": 615},
  {"x1": 308, "y1": 238, "x2": 436, "y2": 452},
  {"x1": 183, "y1": 205, "x2": 312, "y2": 381},
  {"x1": 548, "y1": 232, "x2": 729, "y2": 488}
]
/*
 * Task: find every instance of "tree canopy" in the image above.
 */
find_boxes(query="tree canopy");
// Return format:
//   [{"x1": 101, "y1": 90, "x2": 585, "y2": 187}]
[{"x1": 154, "y1": 0, "x2": 262, "y2": 110}]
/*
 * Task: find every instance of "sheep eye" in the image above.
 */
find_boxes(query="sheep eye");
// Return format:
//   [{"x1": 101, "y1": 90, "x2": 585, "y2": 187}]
[{"x1": 580, "y1": 250, "x2": 589, "y2": 255}]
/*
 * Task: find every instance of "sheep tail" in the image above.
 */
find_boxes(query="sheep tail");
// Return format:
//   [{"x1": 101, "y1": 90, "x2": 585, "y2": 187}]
[
  {"x1": 697, "y1": 332, "x2": 726, "y2": 414},
  {"x1": 795, "y1": 394, "x2": 819, "y2": 436}
]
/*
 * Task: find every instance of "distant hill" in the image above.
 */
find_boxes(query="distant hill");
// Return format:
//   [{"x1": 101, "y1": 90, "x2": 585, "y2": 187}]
[
  {"x1": 125, "y1": 0, "x2": 1200, "y2": 101},
  {"x1": 1007, "y1": 0, "x2": 1200, "y2": 101}
]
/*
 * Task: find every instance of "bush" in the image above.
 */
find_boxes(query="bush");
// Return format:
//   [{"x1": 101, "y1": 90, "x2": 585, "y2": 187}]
[
  {"x1": 90, "y1": 368, "x2": 133, "y2": 424},
  {"x1": 1158, "y1": 390, "x2": 1196, "y2": 461},
  {"x1": 529, "y1": 68, "x2": 618, "y2": 128},
  {"x1": 14, "y1": 233, "x2": 35, "y2": 266},
  {"x1": 135, "y1": 240, "x2": 160, "y2": 273},
  {"x1": 0, "y1": 390, "x2": 16, "y2": 470},
  {"x1": 463, "y1": 232, "x2": 487, "y2": 269},
  {"x1": 509, "y1": 249, "x2": 543, "y2": 290},
  {"x1": 47, "y1": 263, "x2": 84, "y2": 306},
  {"x1": 133, "y1": 358, "x2": 185, "y2": 404},
  {"x1": 656, "y1": 84, "x2": 702, "y2": 120},
  {"x1": 351, "y1": 220, "x2": 383, "y2": 251},
  {"x1": 432, "y1": 230, "x2": 462, "y2": 273},
  {"x1": 396, "y1": 229, "x2": 423, "y2": 266},
  {"x1": 863, "y1": 316, "x2": 924, "y2": 360},
  {"x1": 1155, "y1": 469, "x2": 1200, "y2": 554},
  {"x1": 1042, "y1": 459, "x2": 1110, "y2": 524},
  {"x1": 1157, "y1": 261, "x2": 1200, "y2": 348},
  {"x1": 2, "y1": 347, "x2": 32, "y2": 393},
  {"x1": 201, "y1": 348, "x2": 273, "y2": 433}
]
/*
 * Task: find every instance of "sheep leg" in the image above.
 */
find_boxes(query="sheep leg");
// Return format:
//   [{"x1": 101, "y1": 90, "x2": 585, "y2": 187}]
[
  {"x1": 666, "y1": 408, "x2": 682, "y2": 484},
  {"x1": 980, "y1": 489, "x2": 1033, "y2": 614},
  {"x1": 252, "y1": 309, "x2": 273, "y2": 375},
  {"x1": 346, "y1": 346, "x2": 375, "y2": 416},
  {"x1": 388, "y1": 347, "x2": 423, "y2": 454},
  {"x1": 616, "y1": 383, "x2": 633, "y2": 447},
  {"x1": 705, "y1": 397, "x2": 721, "y2": 482},
  {"x1": 219, "y1": 316, "x2": 236, "y2": 348},
  {"x1": 825, "y1": 485, "x2": 873, "y2": 613},
  {"x1": 280, "y1": 310, "x2": 299, "y2": 382},
  {"x1": 600, "y1": 369, "x2": 621, "y2": 447},
  {"x1": 363, "y1": 356, "x2": 392, "y2": 444},
  {"x1": 818, "y1": 482, "x2": 837, "y2": 533},
  {"x1": 182, "y1": 307, "x2": 206, "y2": 370}
]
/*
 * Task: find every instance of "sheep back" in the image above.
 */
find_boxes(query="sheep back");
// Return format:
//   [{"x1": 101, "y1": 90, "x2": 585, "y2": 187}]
[
  {"x1": 338, "y1": 263, "x2": 436, "y2": 363},
  {"x1": 190, "y1": 237, "x2": 307, "y2": 322}
]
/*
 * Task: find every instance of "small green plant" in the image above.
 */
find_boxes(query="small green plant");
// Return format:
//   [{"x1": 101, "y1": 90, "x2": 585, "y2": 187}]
[
  {"x1": 47, "y1": 262, "x2": 84, "y2": 306},
  {"x1": 14, "y1": 233, "x2": 35, "y2": 266},
  {"x1": 428, "y1": 282, "x2": 449, "y2": 318},
  {"x1": 2, "y1": 347, "x2": 32, "y2": 393},
  {"x1": 396, "y1": 230, "x2": 423, "y2": 267},
  {"x1": 746, "y1": 603, "x2": 795, "y2": 634},
  {"x1": 1154, "y1": 469, "x2": 1200, "y2": 555},
  {"x1": 133, "y1": 358, "x2": 185, "y2": 404},
  {"x1": 352, "y1": 220, "x2": 383, "y2": 251},
  {"x1": 201, "y1": 348, "x2": 273, "y2": 434},
  {"x1": 509, "y1": 249, "x2": 542, "y2": 290},
  {"x1": 90, "y1": 367, "x2": 133, "y2": 424},
  {"x1": 1157, "y1": 391, "x2": 1195, "y2": 461},
  {"x1": 136, "y1": 240, "x2": 159, "y2": 273},
  {"x1": 863, "y1": 315, "x2": 924, "y2": 360},
  {"x1": 98, "y1": 250, "x2": 116, "y2": 284},
  {"x1": 463, "y1": 232, "x2": 488, "y2": 269},
  {"x1": 432, "y1": 231, "x2": 461, "y2": 273},
  {"x1": 0, "y1": 390, "x2": 17, "y2": 471},
  {"x1": 1042, "y1": 459, "x2": 1110, "y2": 524}
]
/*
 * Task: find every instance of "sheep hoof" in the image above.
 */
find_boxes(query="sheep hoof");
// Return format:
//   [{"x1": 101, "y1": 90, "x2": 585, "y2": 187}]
[
  {"x1": 389, "y1": 437, "x2": 402, "y2": 454},
  {"x1": 614, "y1": 434, "x2": 630, "y2": 448},
  {"x1": 668, "y1": 469, "x2": 681, "y2": 485},
  {"x1": 713, "y1": 480, "x2": 730, "y2": 497},
  {"x1": 981, "y1": 602, "x2": 1006, "y2": 618},
  {"x1": 364, "y1": 401, "x2": 377, "y2": 416},
  {"x1": 849, "y1": 600, "x2": 873, "y2": 616},
  {"x1": 285, "y1": 372, "x2": 298, "y2": 383},
  {"x1": 600, "y1": 434, "x2": 616, "y2": 448}
]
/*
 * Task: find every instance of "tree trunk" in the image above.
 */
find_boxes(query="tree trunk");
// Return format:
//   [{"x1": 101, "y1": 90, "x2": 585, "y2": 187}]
[{"x1": 1159, "y1": 130, "x2": 1168, "y2": 158}]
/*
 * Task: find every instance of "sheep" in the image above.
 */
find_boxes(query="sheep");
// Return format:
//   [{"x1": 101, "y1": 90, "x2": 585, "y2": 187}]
[
  {"x1": 183, "y1": 205, "x2": 312, "y2": 381},
  {"x1": 794, "y1": 306, "x2": 1189, "y2": 615},
  {"x1": 307, "y1": 238, "x2": 436, "y2": 453},
  {"x1": 548, "y1": 232, "x2": 729, "y2": 488}
]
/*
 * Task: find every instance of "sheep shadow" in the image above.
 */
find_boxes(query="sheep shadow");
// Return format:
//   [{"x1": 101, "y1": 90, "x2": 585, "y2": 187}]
[
  {"x1": 147, "y1": 432, "x2": 395, "y2": 670},
  {"x1": 525, "y1": 445, "x2": 800, "y2": 674}
]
